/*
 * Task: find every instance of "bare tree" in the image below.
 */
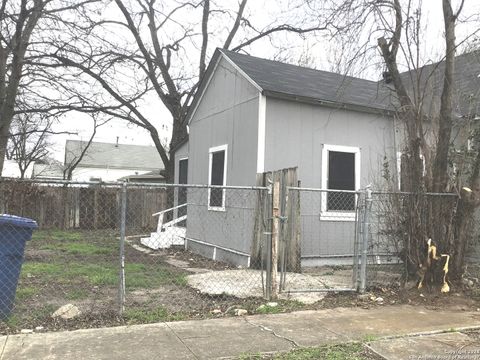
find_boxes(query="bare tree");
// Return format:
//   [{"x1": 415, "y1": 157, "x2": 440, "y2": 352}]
[
  {"x1": 0, "y1": 0, "x2": 100, "y2": 176},
  {"x1": 46, "y1": 0, "x2": 329, "y2": 182},
  {"x1": 6, "y1": 113, "x2": 52, "y2": 178},
  {"x1": 326, "y1": 0, "x2": 480, "y2": 279}
]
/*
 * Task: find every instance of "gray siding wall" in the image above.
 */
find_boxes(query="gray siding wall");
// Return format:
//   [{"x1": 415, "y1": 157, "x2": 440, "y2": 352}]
[
  {"x1": 264, "y1": 98, "x2": 396, "y2": 186},
  {"x1": 185, "y1": 56, "x2": 260, "y2": 264},
  {"x1": 264, "y1": 98, "x2": 396, "y2": 260},
  {"x1": 189, "y1": 57, "x2": 259, "y2": 186}
]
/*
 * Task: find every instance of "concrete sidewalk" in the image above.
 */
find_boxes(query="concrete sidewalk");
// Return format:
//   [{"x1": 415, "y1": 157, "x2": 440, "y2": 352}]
[{"x1": 1, "y1": 305, "x2": 479, "y2": 359}]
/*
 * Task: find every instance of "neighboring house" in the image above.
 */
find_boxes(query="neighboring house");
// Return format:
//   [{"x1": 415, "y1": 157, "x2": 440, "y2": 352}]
[
  {"x1": 65, "y1": 140, "x2": 164, "y2": 182},
  {"x1": 31, "y1": 161, "x2": 64, "y2": 180},
  {"x1": 119, "y1": 171, "x2": 165, "y2": 183},
  {"x1": 176, "y1": 49, "x2": 479, "y2": 267}
]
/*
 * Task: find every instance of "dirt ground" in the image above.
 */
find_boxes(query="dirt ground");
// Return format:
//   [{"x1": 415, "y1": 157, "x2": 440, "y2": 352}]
[{"x1": 1, "y1": 230, "x2": 480, "y2": 335}]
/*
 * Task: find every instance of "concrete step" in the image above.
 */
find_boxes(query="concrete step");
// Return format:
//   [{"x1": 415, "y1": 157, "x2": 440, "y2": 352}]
[{"x1": 140, "y1": 226, "x2": 186, "y2": 250}]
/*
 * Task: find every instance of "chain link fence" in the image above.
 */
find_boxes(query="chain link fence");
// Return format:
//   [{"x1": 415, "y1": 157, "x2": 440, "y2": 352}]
[
  {"x1": 0, "y1": 179, "x2": 276, "y2": 329},
  {"x1": 365, "y1": 191, "x2": 465, "y2": 289},
  {"x1": 120, "y1": 183, "x2": 271, "y2": 318},
  {"x1": 280, "y1": 188, "x2": 361, "y2": 298},
  {"x1": 0, "y1": 179, "x2": 124, "y2": 327},
  {"x1": 1, "y1": 178, "x2": 479, "y2": 331}
]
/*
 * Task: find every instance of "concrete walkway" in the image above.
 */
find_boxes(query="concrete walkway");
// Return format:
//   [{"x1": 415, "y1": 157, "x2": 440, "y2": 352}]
[{"x1": 1, "y1": 305, "x2": 479, "y2": 359}]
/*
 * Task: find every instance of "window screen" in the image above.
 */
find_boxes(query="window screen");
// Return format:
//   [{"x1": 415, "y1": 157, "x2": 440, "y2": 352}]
[
  {"x1": 209, "y1": 150, "x2": 225, "y2": 207},
  {"x1": 327, "y1": 151, "x2": 355, "y2": 211}
]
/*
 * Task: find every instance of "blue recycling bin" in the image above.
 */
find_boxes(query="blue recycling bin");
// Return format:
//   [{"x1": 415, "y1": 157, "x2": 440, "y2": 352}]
[{"x1": 0, "y1": 215, "x2": 38, "y2": 320}]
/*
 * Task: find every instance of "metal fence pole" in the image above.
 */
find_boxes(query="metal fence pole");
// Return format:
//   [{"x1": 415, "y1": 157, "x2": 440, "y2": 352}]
[
  {"x1": 118, "y1": 181, "x2": 127, "y2": 314},
  {"x1": 265, "y1": 178, "x2": 273, "y2": 300},
  {"x1": 359, "y1": 186, "x2": 372, "y2": 294}
]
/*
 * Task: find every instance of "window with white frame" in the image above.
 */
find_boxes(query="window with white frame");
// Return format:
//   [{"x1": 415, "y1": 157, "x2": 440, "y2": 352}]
[
  {"x1": 321, "y1": 144, "x2": 360, "y2": 220},
  {"x1": 208, "y1": 145, "x2": 227, "y2": 210}
]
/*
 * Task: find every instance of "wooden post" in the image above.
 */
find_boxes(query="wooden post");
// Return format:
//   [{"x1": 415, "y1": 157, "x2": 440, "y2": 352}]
[{"x1": 271, "y1": 179, "x2": 280, "y2": 299}]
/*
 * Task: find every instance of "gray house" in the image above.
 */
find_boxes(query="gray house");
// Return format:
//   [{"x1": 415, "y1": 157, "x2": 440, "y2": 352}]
[
  {"x1": 174, "y1": 49, "x2": 479, "y2": 267},
  {"x1": 173, "y1": 48, "x2": 400, "y2": 267}
]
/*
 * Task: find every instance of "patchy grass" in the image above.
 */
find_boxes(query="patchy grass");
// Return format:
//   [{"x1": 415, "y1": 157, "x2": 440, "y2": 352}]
[
  {"x1": 362, "y1": 334, "x2": 378, "y2": 343},
  {"x1": 31, "y1": 230, "x2": 84, "y2": 244},
  {"x1": 15, "y1": 286, "x2": 38, "y2": 301},
  {"x1": 239, "y1": 343, "x2": 376, "y2": 360},
  {"x1": 21, "y1": 262, "x2": 64, "y2": 277},
  {"x1": 21, "y1": 257, "x2": 189, "y2": 295},
  {"x1": 256, "y1": 304, "x2": 282, "y2": 315},
  {"x1": 125, "y1": 264, "x2": 188, "y2": 289},
  {"x1": 40, "y1": 242, "x2": 113, "y2": 256},
  {"x1": 252, "y1": 300, "x2": 304, "y2": 315},
  {"x1": 65, "y1": 289, "x2": 90, "y2": 301}
]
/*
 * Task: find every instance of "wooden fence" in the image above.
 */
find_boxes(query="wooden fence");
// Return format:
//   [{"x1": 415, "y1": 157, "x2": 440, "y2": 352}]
[{"x1": 0, "y1": 180, "x2": 167, "y2": 230}]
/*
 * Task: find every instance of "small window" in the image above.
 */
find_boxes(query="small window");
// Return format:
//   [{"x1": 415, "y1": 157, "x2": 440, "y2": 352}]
[
  {"x1": 208, "y1": 145, "x2": 227, "y2": 210},
  {"x1": 177, "y1": 158, "x2": 188, "y2": 224},
  {"x1": 328, "y1": 151, "x2": 356, "y2": 211},
  {"x1": 321, "y1": 144, "x2": 360, "y2": 220}
]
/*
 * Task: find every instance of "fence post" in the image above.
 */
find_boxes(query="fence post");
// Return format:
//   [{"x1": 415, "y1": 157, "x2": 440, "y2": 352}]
[
  {"x1": 271, "y1": 179, "x2": 280, "y2": 300},
  {"x1": 359, "y1": 186, "x2": 372, "y2": 294},
  {"x1": 265, "y1": 178, "x2": 273, "y2": 300},
  {"x1": 118, "y1": 181, "x2": 127, "y2": 314}
]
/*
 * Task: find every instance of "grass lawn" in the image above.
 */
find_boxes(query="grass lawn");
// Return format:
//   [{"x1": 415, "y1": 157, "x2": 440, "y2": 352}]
[
  {"x1": 2, "y1": 229, "x2": 190, "y2": 332},
  {"x1": 239, "y1": 343, "x2": 378, "y2": 360}
]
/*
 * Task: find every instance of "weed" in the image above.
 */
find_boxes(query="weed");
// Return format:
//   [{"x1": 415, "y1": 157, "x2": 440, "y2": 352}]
[
  {"x1": 256, "y1": 305, "x2": 281, "y2": 315},
  {"x1": 123, "y1": 306, "x2": 187, "y2": 324},
  {"x1": 31, "y1": 230, "x2": 83, "y2": 244},
  {"x1": 66, "y1": 289, "x2": 90, "y2": 300},
  {"x1": 241, "y1": 343, "x2": 368, "y2": 359},
  {"x1": 40, "y1": 242, "x2": 112, "y2": 256},
  {"x1": 362, "y1": 334, "x2": 378, "y2": 342},
  {"x1": 4, "y1": 314, "x2": 20, "y2": 328},
  {"x1": 125, "y1": 264, "x2": 188, "y2": 289},
  {"x1": 238, "y1": 352, "x2": 264, "y2": 360},
  {"x1": 15, "y1": 286, "x2": 38, "y2": 301},
  {"x1": 21, "y1": 262, "x2": 64, "y2": 277},
  {"x1": 30, "y1": 304, "x2": 57, "y2": 321}
]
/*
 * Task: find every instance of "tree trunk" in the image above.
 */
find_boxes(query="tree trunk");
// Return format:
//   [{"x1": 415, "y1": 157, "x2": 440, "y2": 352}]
[
  {"x1": 432, "y1": 0, "x2": 456, "y2": 193},
  {"x1": 0, "y1": 129, "x2": 8, "y2": 176}
]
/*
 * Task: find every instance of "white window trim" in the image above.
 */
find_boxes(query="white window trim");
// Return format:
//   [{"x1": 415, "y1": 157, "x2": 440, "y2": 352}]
[
  {"x1": 321, "y1": 144, "x2": 360, "y2": 221},
  {"x1": 208, "y1": 144, "x2": 228, "y2": 211}
]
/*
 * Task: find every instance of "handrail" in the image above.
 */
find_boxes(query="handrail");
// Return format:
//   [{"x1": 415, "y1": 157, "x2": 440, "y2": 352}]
[{"x1": 152, "y1": 203, "x2": 188, "y2": 217}]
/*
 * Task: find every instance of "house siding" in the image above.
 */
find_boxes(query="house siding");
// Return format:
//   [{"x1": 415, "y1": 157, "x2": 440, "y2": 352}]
[
  {"x1": 185, "y1": 56, "x2": 260, "y2": 264},
  {"x1": 71, "y1": 167, "x2": 152, "y2": 182},
  {"x1": 264, "y1": 98, "x2": 396, "y2": 262}
]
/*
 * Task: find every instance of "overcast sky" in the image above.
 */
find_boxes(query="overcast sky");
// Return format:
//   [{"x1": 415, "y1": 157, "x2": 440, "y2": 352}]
[{"x1": 48, "y1": 0, "x2": 480, "y2": 162}]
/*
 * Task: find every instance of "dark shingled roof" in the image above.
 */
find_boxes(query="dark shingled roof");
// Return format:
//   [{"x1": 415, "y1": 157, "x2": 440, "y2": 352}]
[
  {"x1": 400, "y1": 50, "x2": 480, "y2": 117},
  {"x1": 65, "y1": 140, "x2": 163, "y2": 171},
  {"x1": 220, "y1": 49, "x2": 394, "y2": 113}
]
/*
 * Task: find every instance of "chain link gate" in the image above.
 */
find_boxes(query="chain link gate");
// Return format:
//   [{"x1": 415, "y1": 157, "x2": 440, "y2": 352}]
[{"x1": 275, "y1": 187, "x2": 368, "y2": 297}]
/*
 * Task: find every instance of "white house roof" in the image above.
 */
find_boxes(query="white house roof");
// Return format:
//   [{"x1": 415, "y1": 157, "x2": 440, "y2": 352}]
[{"x1": 65, "y1": 140, "x2": 163, "y2": 171}]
